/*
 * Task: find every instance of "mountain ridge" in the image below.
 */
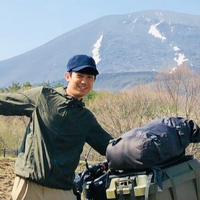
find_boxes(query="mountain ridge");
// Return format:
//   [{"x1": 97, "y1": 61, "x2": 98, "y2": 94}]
[{"x1": 0, "y1": 10, "x2": 200, "y2": 91}]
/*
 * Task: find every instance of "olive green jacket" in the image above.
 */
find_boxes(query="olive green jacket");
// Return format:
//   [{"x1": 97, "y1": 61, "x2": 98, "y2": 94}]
[{"x1": 0, "y1": 86, "x2": 113, "y2": 190}]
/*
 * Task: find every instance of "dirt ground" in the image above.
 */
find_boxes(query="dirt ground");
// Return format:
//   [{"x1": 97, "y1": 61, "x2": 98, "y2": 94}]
[
  {"x1": 0, "y1": 158, "x2": 86, "y2": 200},
  {"x1": 0, "y1": 158, "x2": 15, "y2": 200}
]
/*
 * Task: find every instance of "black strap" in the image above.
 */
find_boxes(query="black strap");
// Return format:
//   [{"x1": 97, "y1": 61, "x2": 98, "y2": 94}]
[
  {"x1": 129, "y1": 177, "x2": 136, "y2": 200},
  {"x1": 152, "y1": 167, "x2": 163, "y2": 192},
  {"x1": 119, "y1": 184, "x2": 125, "y2": 200},
  {"x1": 164, "y1": 170, "x2": 178, "y2": 200},
  {"x1": 145, "y1": 172, "x2": 153, "y2": 200},
  {"x1": 187, "y1": 160, "x2": 200, "y2": 200}
]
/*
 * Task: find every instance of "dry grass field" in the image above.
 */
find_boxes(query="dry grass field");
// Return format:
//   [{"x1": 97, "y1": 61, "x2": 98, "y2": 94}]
[
  {"x1": 0, "y1": 158, "x2": 15, "y2": 200},
  {"x1": 0, "y1": 158, "x2": 88, "y2": 200}
]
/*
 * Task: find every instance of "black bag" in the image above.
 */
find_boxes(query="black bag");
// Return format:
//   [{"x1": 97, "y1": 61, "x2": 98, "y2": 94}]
[{"x1": 106, "y1": 117, "x2": 200, "y2": 171}]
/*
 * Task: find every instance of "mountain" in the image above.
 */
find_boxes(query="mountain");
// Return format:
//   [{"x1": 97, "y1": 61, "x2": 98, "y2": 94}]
[{"x1": 0, "y1": 10, "x2": 200, "y2": 91}]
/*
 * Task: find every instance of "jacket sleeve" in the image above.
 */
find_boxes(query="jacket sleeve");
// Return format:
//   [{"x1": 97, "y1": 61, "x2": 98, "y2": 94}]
[
  {"x1": 86, "y1": 115, "x2": 113, "y2": 156},
  {"x1": 0, "y1": 87, "x2": 42, "y2": 117}
]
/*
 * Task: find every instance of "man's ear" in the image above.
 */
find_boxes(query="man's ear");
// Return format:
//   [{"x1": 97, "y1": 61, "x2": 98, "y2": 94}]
[{"x1": 65, "y1": 72, "x2": 71, "y2": 82}]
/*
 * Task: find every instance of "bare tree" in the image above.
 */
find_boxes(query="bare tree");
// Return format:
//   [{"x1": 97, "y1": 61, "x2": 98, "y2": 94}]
[{"x1": 154, "y1": 66, "x2": 200, "y2": 118}]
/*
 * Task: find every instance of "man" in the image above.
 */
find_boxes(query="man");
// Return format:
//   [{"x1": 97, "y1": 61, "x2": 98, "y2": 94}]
[{"x1": 0, "y1": 54, "x2": 113, "y2": 200}]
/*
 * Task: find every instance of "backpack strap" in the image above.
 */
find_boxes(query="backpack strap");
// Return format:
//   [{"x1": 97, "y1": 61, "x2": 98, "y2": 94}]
[
  {"x1": 152, "y1": 166, "x2": 163, "y2": 192},
  {"x1": 142, "y1": 167, "x2": 163, "y2": 200},
  {"x1": 119, "y1": 184, "x2": 125, "y2": 200},
  {"x1": 187, "y1": 160, "x2": 200, "y2": 200},
  {"x1": 117, "y1": 176, "x2": 137, "y2": 200},
  {"x1": 144, "y1": 172, "x2": 154, "y2": 200},
  {"x1": 129, "y1": 177, "x2": 136, "y2": 200},
  {"x1": 164, "y1": 169, "x2": 178, "y2": 200}
]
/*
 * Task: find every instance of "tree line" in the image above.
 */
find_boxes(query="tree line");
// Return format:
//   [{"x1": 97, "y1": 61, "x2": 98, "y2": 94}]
[
  {"x1": 1, "y1": 66, "x2": 200, "y2": 161},
  {"x1": 0, "y1": 81, "x2": 64, "y2": 93}
]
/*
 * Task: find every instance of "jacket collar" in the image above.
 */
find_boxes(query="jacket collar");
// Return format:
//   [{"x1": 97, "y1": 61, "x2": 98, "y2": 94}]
[{"x1": 55, "y1": 87, "x2": 85, "y2": 107}]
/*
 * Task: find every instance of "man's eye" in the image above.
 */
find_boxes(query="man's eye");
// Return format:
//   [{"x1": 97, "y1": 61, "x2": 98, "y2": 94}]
[{"x1": 77, "y1": 74, "x2": 83, "y2": 78}]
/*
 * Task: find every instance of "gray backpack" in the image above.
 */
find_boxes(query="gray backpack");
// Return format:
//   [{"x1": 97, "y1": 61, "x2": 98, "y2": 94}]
[{"x1": 106, "y1": 117, "x2": 200, "y2": 170}]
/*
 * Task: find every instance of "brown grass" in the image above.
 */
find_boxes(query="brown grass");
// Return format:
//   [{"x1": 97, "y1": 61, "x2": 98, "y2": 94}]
[
  {"x1": 0, "y1": 158, "x2": 89, "y2": 200},
  {"x1": 0, "y1": 158, "x2": 15, "y2": 200}
]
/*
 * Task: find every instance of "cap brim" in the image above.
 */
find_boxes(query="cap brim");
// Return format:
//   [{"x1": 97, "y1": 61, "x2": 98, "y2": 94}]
[{"x1": 72, "y1": 65, "x2": 99, "y2": 75}]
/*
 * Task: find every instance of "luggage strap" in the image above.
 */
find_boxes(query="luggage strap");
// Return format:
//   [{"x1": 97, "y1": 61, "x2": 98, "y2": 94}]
[
  {"x1": 118, "y1": 176, "x2": 137, "y2": 200},
  {"x1": 129, "y1": 177, "x2": 137, "y2": 200},
  {"x1": 164, "y1": 160, "x2": 200, "y2": 200},
  {"x1": 119, "y1": 184, "x2": 125, "y2": 200},
  {"x1": 164, "y1": 169, "x2": 178, "y2": 200},
  {"x1": 152, "y1": 167, "x2": 163, "y2": 192},
  {"x1": 144, "y1": 172, "x2": 153, "y2": 200},
  {"x1": 187, "y1": 160, "x2": 200, "y2": 200},
  {"x1": 143, "y1": 167, "x2": 163, "y2": 200}
]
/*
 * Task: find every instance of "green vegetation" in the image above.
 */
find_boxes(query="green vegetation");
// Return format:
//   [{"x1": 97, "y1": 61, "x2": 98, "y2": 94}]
[
  {"x1": 1, "y1": 66, "x2": 200, "y2": 161},
  {"x1": 0, "y1": 81, "x2": 63, "y2": 92}
]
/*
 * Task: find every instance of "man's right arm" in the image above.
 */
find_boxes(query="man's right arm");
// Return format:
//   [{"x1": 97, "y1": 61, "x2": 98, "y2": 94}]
[{"x1": 0, "y1": 86, "x2": 43, "y2": 117}]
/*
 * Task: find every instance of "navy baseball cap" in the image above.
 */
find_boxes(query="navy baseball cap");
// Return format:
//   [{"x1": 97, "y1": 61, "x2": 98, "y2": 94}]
[{"x1": 67, "y1": 54, "x2": 99, "y2": 75}]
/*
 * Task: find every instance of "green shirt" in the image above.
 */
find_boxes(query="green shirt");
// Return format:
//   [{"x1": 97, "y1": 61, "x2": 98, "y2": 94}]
[{"x1": 0, "y1": 86, "x2": 113, "y2": 190}]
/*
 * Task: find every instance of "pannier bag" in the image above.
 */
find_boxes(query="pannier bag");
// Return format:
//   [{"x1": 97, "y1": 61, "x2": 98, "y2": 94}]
[
  {"x1": 106, "y1": 157, "x2": 200, "y2": 200},
  {"x1": 106, "y1": 117, "x2": 200, "y2": 170}
]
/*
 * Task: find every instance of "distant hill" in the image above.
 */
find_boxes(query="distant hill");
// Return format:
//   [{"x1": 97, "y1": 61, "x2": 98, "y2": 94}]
[
  {"x1": 54, "y1": 71, "x2": 158, "y2": 92},
  {"x1": 0, "y1": 10, "x2": 200, "y2": 91}
]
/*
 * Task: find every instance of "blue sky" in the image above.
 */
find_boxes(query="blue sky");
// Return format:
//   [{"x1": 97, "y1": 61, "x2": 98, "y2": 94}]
[{"x1": 0, "y1": 0, "x2": 200, "y2": 61}]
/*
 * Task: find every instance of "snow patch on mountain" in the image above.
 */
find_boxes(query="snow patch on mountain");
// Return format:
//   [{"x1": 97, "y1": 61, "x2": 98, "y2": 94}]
[
  {"x1": 92, "y1": 35, "x2": 103, "y2": 64},
  {"x1": 132, "y1": 17, "x2": 138, "y2": 23},
  {"x1": 174, "y1": 53, "x2": 188, "y2": 66},
  {"x1": 148, "y1": 21, "x2": 166, "y2": 41},
  {"x1": 173, "y1": 46, "x2": 180, "y2": 51}
]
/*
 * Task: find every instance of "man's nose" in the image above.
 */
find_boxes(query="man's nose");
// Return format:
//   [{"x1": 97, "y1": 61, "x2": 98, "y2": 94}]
[{"x1": 81, "y1": 78, "x2": 87, "y2": 83}]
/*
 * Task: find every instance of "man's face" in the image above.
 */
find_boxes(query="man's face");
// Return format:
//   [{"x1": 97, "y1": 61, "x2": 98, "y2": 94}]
[{"x1": 65, "y1": 72, "x2": 95, "y2": 100}]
